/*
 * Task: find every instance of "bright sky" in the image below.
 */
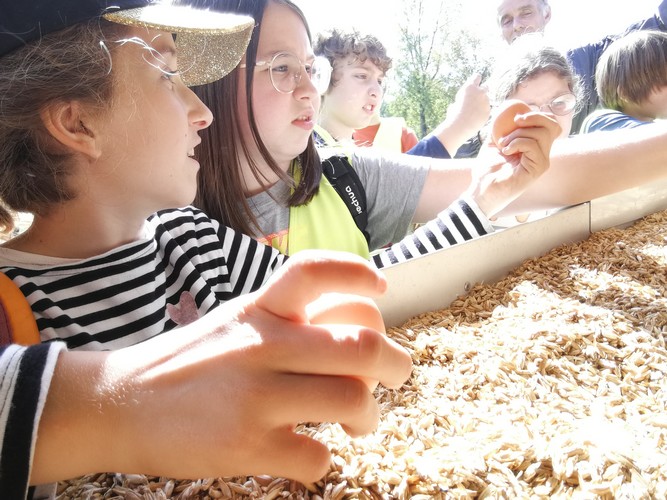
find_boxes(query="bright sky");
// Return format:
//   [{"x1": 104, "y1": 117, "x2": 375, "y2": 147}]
[{"x1": 294, "y1": 0, "x2": 659, "y2": 58}]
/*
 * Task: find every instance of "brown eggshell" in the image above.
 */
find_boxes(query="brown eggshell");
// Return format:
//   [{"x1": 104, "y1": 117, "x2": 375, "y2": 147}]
[{"x1": 491, "y1": 99, "x2": 532, "y2": 146}]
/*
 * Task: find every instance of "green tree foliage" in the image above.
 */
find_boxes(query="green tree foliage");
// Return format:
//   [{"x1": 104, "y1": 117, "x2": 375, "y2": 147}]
[{"x1": 385, "y1": 0, "x2": 496, "y2": 138}]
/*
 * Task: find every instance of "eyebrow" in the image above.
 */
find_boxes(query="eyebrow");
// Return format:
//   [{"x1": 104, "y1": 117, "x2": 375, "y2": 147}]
[
  {"x1": 499, "y1": 3, "x2": 535, "y2": 21},
  {"x1": 498, "y1": 12, "x2": 512, "y2": 24},
  {"x1": 347, "y1": 58, "x2": 374, "y2": 68},
  {"x1": 357, "y1": 60, "x2": 385, "y2": 76}
]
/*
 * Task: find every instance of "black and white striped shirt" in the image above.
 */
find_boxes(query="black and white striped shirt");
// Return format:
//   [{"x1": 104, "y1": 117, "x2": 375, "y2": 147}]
[
  {"x1": 371, "y1": 196, "x2": 493, "y2": 268},
  {"x1": 0, "y1": 208, "x2": 286, "y2": 351},
  {"x1": 0, "y1": 343, "x2": 65, "y2": 500},
  {"x1": 0, "y1": 201, "x2": 491, "y2": 351}
]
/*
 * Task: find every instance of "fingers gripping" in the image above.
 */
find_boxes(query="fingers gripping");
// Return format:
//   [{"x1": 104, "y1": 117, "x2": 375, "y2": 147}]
[{"x1": 255, "y1": 251, "x2": 387, "y2": 323}]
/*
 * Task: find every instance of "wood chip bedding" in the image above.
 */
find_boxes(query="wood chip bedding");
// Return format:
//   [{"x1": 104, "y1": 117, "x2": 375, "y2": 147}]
[{"x1": 57, "y1": 210, "x2": 667, "y2": 499}]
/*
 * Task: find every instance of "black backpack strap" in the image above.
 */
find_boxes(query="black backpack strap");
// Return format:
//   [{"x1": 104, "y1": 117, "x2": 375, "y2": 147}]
[{"x1": 321, "y1": 155, "x2": 370, "y2": 245}]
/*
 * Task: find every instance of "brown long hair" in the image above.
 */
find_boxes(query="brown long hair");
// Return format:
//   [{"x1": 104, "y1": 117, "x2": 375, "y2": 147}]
[{"x1": 192, "y1": 0, "x2": 321, "y2": 237}]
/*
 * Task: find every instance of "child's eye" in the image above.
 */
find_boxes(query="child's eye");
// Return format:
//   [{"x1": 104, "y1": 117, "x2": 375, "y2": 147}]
[
  {"x1": 162, "y1": 68, "x2": 179, "y2": 83},
  {"x1": 272, "y1": 64, "x2": 291, "y2": 74},
  {"x1": 552, "y1": 102, "x2": 566, "y2": 113},
  {"x1": 355, "y1": 73, "x2": 368, "y2": 80}
]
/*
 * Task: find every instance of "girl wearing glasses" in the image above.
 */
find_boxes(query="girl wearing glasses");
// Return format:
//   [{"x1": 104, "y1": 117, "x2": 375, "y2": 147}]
[
  {"x1": 483, "y1": 36, "x2": 580, "y2": 223},
  {"x1": 582, "y1": 30, "x2": 667, "y2": 133},
  {"x1": 193, "y1": 0, "x2": 560, "y2": 266},
  {"x1": 490, "y1": 35, "x2": 581, "y2": 141},
  {"x1": 455, "y1": 36, "x2": 579, "y2": 159}
]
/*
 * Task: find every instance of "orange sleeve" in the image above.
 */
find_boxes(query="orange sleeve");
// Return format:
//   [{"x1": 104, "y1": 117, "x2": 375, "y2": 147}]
[
  {"x1": 0, "y1": 273, "x2": 39, "y2": 346},
  {"x1": 401, "y1": 127, "x2": 419, "y2": 153},
  {"x1": 353, "y1": 124, "x2": 380, "y2": 148}
]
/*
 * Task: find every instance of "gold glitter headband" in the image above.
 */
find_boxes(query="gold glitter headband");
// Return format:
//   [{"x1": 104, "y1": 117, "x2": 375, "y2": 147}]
[{"x1": 103, "y1": 5, "x2": 254, "y2": 86}]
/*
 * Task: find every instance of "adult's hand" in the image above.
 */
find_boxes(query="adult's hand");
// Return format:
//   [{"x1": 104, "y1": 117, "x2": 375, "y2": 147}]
[{"x1": 433, "y1": 73, "x2": 491, "y2": 155}]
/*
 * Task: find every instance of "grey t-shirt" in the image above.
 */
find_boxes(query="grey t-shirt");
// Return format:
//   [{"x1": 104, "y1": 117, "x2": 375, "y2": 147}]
[{"x1": 246, "y1": 149, "x2": 430, "y2": 251}]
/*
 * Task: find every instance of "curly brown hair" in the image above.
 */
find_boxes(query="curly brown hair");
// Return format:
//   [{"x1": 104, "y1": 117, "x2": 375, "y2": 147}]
[{"x1": 313, "y1": 29, "x2": 392, "y2": 91}]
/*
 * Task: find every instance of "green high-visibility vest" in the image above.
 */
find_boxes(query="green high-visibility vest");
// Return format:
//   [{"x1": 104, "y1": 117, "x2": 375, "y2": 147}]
[{"x1": 281, "y1": 157, "x2": 369, "y2": 258}]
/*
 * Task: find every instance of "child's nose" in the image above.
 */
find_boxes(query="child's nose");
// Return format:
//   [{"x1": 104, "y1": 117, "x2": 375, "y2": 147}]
[
  {"x1": 188, "y1": 88, "x2": 214, "y2": 129},
  {"x1": 294, "y1": 69, "x2": 319, "y2": 98}
]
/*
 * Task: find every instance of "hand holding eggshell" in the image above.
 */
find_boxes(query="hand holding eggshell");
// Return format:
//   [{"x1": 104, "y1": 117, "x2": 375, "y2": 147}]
[{"x1": 466, "y1": 101, "x2": 561, "y2": 218}]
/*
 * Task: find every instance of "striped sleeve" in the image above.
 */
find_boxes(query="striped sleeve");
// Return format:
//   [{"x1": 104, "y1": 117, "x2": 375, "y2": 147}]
[
  {"x1": 216, "y1": 224, "x2": 287, "y2": 298},
  {"x1": 371, "y1": 196, "x2": 494, "y2": 269},
  {"x1": 0, "y1": 343, "x2": 65, "y2": 500}
]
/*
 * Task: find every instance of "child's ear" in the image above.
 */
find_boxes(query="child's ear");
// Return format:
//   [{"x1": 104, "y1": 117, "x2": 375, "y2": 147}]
[{"x1": 39, "y1": 101, "x2": 102, "y2": 160}]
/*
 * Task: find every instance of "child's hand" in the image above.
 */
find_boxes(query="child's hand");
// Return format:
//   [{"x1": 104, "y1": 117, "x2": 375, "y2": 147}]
[
  {"x1": 449, "y1": 73, "x2": 491, "y2": 137},
  {"x1": 67, "y1": 251, "x2": 412, "y2": 486},
  {"x1": 467, "y1": 103, "x2": 561, "y2": 218}
]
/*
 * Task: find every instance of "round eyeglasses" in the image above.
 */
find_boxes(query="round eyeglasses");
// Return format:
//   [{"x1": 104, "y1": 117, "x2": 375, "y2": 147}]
[
  {"x1": 527, "y1": 92, "x2": 577, "y2": 116},
  {"x1": 240, "y1": 52, "x2": 332, "y2": 95}
]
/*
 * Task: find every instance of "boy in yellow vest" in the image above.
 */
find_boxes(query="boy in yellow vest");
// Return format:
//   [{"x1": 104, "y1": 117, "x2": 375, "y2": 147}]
[
  {"x1": 354, "y1": 110, "x2": 418, "y2": 154},
  {"x1": 314, "y1": 29, "x2": 490, "y2": 159}
]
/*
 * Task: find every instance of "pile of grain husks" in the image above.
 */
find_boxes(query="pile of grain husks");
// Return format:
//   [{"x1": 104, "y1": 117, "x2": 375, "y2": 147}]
[{"x1": 57, "y1": 210, "x2": 667, "y2": 499}]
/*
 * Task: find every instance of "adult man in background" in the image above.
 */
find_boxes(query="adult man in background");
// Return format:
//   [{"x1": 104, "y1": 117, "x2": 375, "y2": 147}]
[{"x1": 495, "y1": 0, "x2": 667, "y2": 133}]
